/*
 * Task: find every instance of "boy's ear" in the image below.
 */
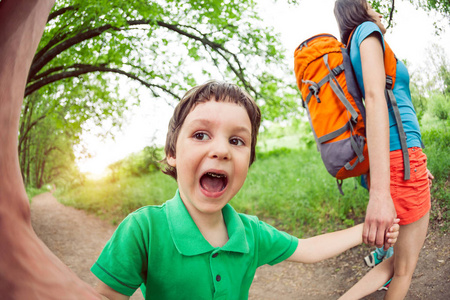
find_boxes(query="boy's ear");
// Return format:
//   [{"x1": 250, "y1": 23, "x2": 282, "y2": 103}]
[{"x1": 167, "y1": 155, "x2": 176, "y2": 167}]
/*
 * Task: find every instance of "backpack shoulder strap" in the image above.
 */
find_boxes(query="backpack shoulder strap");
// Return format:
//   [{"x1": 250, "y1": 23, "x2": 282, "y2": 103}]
[
  {"x1": 384, "y1": 41, "x2": 410, "y2": 180},
  {"x1": 383, "y1": 41, "x2": 397, "y2": 88},
  {"x1": 348, "y1": 31, "x2": 410, "y2": 180}
]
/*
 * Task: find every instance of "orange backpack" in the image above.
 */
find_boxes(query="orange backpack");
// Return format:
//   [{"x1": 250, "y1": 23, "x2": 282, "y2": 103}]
[{"x1": 294, "y1": 33, "x2": 409, "y2": 193}]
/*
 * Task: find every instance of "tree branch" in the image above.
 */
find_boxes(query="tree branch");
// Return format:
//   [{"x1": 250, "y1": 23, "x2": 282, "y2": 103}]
[
  {"x1": 47, "y1": 5, "x2": 76, "y2": 23},
  {"x1": 30, "y1": 18, "x2": 258, "y2": 98},
  {"x1": 26, "y1": 64, "x2": 180, "y2": 101},
  {"x1": 30, "y1": 66, "x2": 65, "y2": 82},
  {"x1": 387, "y1": 0, "x2": 395, "y2": 29},
  {"x1": 18, "y1": 114, "x2": 47, "y2": 149},
  {"x1": 29, "y1": 23, "x2": 119, "y2": 80},
  {"x1": 153, "y1": 20, "x2": 258, "y2": 97}
]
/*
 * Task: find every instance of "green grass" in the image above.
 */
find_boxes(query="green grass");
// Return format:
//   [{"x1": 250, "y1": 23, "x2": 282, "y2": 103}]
[
  {"x1": 55, "y1": 127, "x2": 449, "y2": 235},
  {"x1": 56, "y1": 173, "x2": 178, "y2": 225},
  {"x1": 422, "y1": 128, "x2": 450, "y2": 231},
  {"x1": 57, "y1": 147, "x2": 369, "y2": 236},
  {"x1": 232, "y1": 147, "x2": 368, "y2": 237},
  {"x1": 257, "y1": 134, "x2": 310, "y2": 152}
]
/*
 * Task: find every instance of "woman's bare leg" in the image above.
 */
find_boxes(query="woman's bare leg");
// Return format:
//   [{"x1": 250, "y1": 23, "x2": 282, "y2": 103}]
[
  {"x1": 339, "y1": 212, "x2": 429, "y2": 300},
  {"x1": 339, "y1": 256, "x2": 394, "y2": 299},
  {"x1": 385, "y1": 212, "x2": 429, "y2": 299},
  {"x1": 0, "y1": 1, "x2": 101, "y2": 298}
]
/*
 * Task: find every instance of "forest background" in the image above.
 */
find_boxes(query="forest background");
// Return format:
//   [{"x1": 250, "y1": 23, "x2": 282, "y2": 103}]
[{"x1": 22, "y1": 0, "x2": 449, "y2": 237}]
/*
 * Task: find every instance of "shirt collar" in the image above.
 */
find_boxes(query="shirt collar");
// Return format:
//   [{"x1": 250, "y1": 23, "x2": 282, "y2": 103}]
[{"x1": 166, "y1": 190, "x2": 249, "y2": 256}]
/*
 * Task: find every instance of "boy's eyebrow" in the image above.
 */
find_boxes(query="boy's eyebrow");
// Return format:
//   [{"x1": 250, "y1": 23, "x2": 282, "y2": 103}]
[{"x1": 189, "y1": 118, "x2": 252, "y2": 135}]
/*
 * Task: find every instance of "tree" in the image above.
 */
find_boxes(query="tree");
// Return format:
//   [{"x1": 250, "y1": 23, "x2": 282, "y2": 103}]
[
  {"x1": 292, "y1": 0, "x2": 449, "y2": 30},
  {"x1": 19, "y1": 0, "x2": 450, "y2": 186},
  {"x1": 19, "y1": 78, "x2": 127, "y2": 187},
  {"x1": 21, "y1": 0, "x2": 300, "y2": 186},
  {"x1": 27, "y1": 0, "x2": 297, "y2": 111},
  {"x1": 409, "y1": 43, "x2": 449, "y2": 134},
  {"x1": 370, "y1": 0, "x2": 449, "y2": 31}
]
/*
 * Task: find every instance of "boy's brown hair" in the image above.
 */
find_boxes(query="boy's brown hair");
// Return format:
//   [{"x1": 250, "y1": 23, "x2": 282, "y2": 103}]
[{"x1": 162, "y1": 80, "x2": 261, "y2": 179}]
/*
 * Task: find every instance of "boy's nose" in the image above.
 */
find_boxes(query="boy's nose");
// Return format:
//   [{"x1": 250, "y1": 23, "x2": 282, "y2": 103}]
[{"x1": 209, "y1": 139, "x2": 230, "y2": 160}]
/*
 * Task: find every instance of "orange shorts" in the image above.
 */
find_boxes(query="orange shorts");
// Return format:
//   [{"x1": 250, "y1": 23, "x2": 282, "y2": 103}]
[{"x1": 390, "y1": 147, "x2": 430, "y2": 225}]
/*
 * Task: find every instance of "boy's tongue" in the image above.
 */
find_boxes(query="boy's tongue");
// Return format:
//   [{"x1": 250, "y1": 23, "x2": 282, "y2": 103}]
[{"x1": 201, "y1": 173, "x2": 225, "y2": 193}]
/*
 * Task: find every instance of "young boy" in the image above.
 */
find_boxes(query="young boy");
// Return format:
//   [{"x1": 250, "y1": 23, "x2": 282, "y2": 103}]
[{"x1": 92, "y1": 80, "x2": 399, "y2": 300}]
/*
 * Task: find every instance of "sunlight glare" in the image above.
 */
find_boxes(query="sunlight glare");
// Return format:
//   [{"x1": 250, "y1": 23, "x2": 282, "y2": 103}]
[{"x1": 78, "y1": 156, "x2": 111, "y2": 180}]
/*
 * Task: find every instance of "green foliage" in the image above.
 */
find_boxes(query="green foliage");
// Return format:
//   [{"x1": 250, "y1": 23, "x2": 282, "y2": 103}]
[
  {"x1": 108, "y1": 146, "x2": 163, "y2": 182},
  {"x1": 257, "y1": 118, "x2": 315, "y2": 152},
  {"x1": 410, "y1": 44, "x2": 450, "y2": 125},
  {"x1": 25, "y1": 184, "x2": 53, "y2": 203},
  {"x1": 56, "y1": 172, "x2": 178, "y2": 224},
  {"x1": 232, "y1": 148, "x2": 368, "y2": 237},
  {"x1": 256, "y1": 147, "x2": 295, "y2": 160},
  {"x1": 22, "y1": 0, "x2": 301, "y2": 189},
  {"x1": 420, "y1": 92, "x2": 450, "y2": 131},
  {"x1": 422, "y1": 128, "x2": 450, "y2": 183},
  {"x1": 59, "y1": 148, "x2": 368, "y2": 236},
  {"x1": 414, "y1": 45, "x2": 450, "y2": 229},
  {"x1": 422, "y1": 127, "x2": 450, "y2": 230},
  {"x1": 59, "y1": 118, "x2": 450, "y2": 235},
  {"x1": 429, "y1": 93, "x2": 450, "y2": 121},
  {"x1": 30, "y1": 0, "x2": 297, "y2": 119},
  {"x1": 42, "y1": 0, "x2": 450, "y2": 234},
  {"x1": 369, "y1": 0, "x2": 450, "y2": 31},
  {"x1": 406, "y1": 0, "x2": 450, "y2": 17},
  {"x1": 19, "y1": 85, "x2": 127, "y2": 188}
]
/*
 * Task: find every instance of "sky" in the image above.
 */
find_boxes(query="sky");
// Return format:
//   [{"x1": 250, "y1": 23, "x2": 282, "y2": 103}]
[{"x1": 77, "y1": 0, "x2": 450, "y2": 177}]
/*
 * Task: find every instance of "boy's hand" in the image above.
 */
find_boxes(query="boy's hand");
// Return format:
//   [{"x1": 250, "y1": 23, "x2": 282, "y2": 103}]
[
  {"x1": 384, "y1": 218, "x2": 400, "y2": 250},
  {"x1": 427, "y1": 169, "x2": 434, "y2": 187}
]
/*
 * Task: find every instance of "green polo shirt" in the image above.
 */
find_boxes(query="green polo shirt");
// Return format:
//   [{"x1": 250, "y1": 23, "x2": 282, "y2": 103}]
[{"x1": 91, "y1": 190, "x2": 298, "y2": 299}]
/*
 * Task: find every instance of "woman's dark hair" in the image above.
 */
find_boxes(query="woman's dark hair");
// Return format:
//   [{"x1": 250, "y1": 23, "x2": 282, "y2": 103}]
[
  {"x1": 161, "y1": 80, "x2": 261, "y2": 180},
  {"x1": 334, "y1": 0, "x2": 377, "y2": 44}
]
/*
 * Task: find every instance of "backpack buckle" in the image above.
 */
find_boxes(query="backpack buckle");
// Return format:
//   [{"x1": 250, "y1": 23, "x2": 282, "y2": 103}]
[
  {"x1": 308, "y1": 83, "x2": 321, "y2": 103},
  {"x1": 386, "y1": 76, "x2": 393, "y2": 90},
  {"x1": 332, "y1": 65, "x2": 344, "y2": 77}
]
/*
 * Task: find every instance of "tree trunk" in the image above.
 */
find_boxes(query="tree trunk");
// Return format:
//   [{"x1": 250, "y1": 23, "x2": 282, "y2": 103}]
[{"x1": 38, "y1": 158, "x2": 46, "y2": 189}]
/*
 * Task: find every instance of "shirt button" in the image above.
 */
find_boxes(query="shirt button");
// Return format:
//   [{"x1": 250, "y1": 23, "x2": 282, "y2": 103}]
[
  {"x1": 212, "y1": 253, "x2": 218, "y2": 258},
  {"x1": 216, "y1": 275, "x2": 221, "y2": 282}
]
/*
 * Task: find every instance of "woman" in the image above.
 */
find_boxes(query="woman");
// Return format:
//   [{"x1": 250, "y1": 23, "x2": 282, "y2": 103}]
[{"x1": 334, "y1": 0, "x2": 433, "y2": 299}]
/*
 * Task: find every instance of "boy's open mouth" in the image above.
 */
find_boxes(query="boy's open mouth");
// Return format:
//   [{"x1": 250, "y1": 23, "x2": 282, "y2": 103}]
[{"x1": 200, "y1": 172, "x2": 227, "y2": 193}]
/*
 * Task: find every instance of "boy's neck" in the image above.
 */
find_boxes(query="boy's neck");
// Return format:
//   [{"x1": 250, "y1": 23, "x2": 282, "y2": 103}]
[{"x1": 187, "y1": 207, "x2": 229, "y2": 248}]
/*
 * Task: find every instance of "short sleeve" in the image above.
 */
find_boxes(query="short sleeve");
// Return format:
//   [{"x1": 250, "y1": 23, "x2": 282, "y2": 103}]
[
  {"x1": 256, "y1": 220, "x2": 298, "y2": 266},
  {"x1": 352, "y1": 21, "x2": 384, "y2": 51},
  {"x1": 350, "y1": 21, "x2": 386, "y2": 95},
  {"x1": 91, "y1": 214, "x2": 148, "y2": 296}
]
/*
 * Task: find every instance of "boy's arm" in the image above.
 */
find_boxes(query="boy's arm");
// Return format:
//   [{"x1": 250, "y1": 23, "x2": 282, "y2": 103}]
[
  {"x1": 286, "y1": 224, "x2": 363, "y2": 264},
  {"x1": 96, "y1": 281, "x2": 130, "y2": 300},
  {"x1": 286, "y1": 221, "x2": 399, "y2": 264}
]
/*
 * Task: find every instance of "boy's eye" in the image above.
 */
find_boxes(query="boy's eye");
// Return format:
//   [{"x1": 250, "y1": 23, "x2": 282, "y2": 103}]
[
  {"x1": 194, "y1": 132, "x2": 210, "y2": 141},
  {"x1": 230, "y1": 138, "x2": 245, "y2": 146}
]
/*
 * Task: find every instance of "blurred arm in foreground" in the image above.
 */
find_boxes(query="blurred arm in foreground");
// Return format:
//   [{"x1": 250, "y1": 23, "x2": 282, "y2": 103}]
[{"x1": 0, "y1": 0, "x2": 101, "y2": 298}]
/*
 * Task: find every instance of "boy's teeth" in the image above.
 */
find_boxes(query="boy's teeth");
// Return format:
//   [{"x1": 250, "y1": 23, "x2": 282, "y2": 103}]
[{"x1": 207, "y1": 172, "x2": 225, "y2": 178}]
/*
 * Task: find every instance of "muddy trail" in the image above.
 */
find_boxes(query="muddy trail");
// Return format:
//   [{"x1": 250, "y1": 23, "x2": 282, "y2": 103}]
[{"x1": 31, "y1": 191, "x2": 449, "y2": 299}]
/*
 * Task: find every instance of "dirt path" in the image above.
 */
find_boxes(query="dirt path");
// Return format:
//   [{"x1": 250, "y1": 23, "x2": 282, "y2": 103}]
[
  {"x1": 30, "y1": 192, "x2": 144, "y2": 300},
  {"x1": 31, "y1": 192, "x2": 449, "y2": 299}
]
